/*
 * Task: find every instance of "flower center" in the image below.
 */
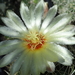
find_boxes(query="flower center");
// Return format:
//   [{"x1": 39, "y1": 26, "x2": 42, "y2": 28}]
[{"x1": 23, "y1": 30, "x2": 46, "y2": 50}]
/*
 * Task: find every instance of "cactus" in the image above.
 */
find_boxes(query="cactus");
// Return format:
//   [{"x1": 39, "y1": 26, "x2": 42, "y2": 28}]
[{"x1": 52, "y1": 0, "x2": 75, "y2": 22}]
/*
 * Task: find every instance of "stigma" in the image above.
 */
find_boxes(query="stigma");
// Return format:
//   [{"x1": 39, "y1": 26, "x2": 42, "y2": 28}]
[{"x1": 23, "y1": 30, "x2": 46, "y2": 50}]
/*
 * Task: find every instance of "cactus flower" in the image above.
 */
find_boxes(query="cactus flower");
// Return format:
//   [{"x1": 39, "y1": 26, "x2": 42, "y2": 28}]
[{"x1": 0, "y1": 0, "x2": 74, "y2": 75}]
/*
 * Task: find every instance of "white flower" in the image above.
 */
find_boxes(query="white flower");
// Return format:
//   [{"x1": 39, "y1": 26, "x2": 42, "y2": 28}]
[{"x1": 0, "y1": 0, "x2": 74, "y2": 75}]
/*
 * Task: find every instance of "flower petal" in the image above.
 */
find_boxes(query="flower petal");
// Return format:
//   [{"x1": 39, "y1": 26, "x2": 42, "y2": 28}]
[
  {"x1": 60, "y1": 56, "x2": 73, "y2": 65},
  {"x1": 52, "y1": 24, "x2": 74, "y2": 33},
  {"x1": 49, "y1": 31, "x2": 74, "y2": 38},
  {"x1": 48, "y1": 44, "x2": 73, "y2": 65},
  {"x1": 41, "y1": 49, "x2": 58, "y2": 62},
  {"x1": 7, "y1": 10, "x2": 26, "y2": 31},
  {"x1": 20, "y1": 2, "x2": 31, "y2": 29},
  {"x1": 53, "y1": 37, "x2": 75, "y2": 45},
  {"x1": 41, "y1": 5, "x2": 57, "y2": 30},
  {"x1": 0, "y1": 40, "x2": 20, "y2": 55},
  {"x1": 0, "y1": 26, "x2": 20, "y2": 37},
  {"x1": 0, "y1": 48, "x2": 23, "y2": 67},
  {"x1": 32, "y1": 51, "x2": 46, "y2": 74},
  {"x1": 34, "y1": 0, "x2": 44, "y2": 28},
  {"x1": 0, "y1": 40, "x2": 20, "y2": 48},
  {"x1": 20, "y1": 62, "x2": 29, "y2": 75},
  {"x1": 29, "y1": 4, "x2": 36, "y2": 28},
  {"x1": 10, "y1": 52, "x2": 25, "y2": 75},
  {"x1": 1, "y1": 17, "x2": 23, "y2": 32},
  {"x1": 61, "y1": 25, "x2": 74, "y2": 32},
  {"x1": 20, "y1": 51, "x2": 33, "y2": 75},
  {"x1": 46, "y1": 61, "x2": 55, "y2": 73},
  {"x1": 44, "y1": 13, "x2": 71, "y2": 33}
]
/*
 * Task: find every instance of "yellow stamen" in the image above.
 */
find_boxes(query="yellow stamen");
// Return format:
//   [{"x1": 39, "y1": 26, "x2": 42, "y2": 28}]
[{"x1": 23, "y1": 30, "x2": 46, "y2": 50}]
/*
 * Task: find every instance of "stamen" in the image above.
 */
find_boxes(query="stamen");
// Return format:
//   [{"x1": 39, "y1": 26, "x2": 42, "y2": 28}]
[{"x1": 23, "y1": 30, "x2": 46, "y2": 50}]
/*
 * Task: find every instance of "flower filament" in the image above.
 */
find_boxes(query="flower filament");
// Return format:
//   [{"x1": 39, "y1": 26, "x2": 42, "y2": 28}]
[{"x1": 24, "y1": 31, "x2": 46, "y2": 50}]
